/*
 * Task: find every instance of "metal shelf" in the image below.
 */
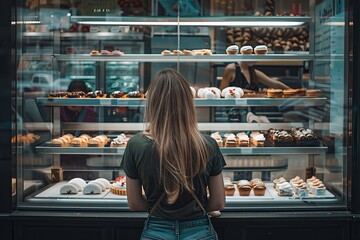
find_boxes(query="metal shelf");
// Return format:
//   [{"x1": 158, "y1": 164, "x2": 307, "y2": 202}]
[
  {"x1": 70, "y1": 16, "x2": 311, "y2": 27},
  {"x1": 37, "y1": 97, "x2": 326, "y2": 107},
  {"x1": 36, "y1": 144, "x2": 326, "y2": 155},
  {"x1": 53, "y1": 53, "x2": 314, "y2": 62},
  {"x1": 59, "y1": 122, "x2": 311, "y2": 131}
]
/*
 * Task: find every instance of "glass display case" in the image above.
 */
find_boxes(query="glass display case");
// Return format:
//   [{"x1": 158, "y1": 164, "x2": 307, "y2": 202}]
[{"x1": 13, "y1": 0, "x2": 351, "y2": 213}]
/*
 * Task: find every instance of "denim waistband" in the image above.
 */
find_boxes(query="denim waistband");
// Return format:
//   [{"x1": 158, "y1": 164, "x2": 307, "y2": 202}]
[{"x1": 147, "y1": 214, "x2": 210, "y2": 229}]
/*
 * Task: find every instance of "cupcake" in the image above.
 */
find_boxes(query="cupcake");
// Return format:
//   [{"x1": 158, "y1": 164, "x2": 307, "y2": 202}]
[
  {"x1": 237, "y1": 180, "x2": 252, "y2": 196},
  {"x1": 224, "y1": 177, "x2": 235, "y2": 196},
  {"x1": 240, "y1": 46, "x2": 253, "y2": 54},
  {"x1": 254, "y1": 45, "x2": 268, "y2": 54},
  {"x1": 226, "y1": 45, "x2": 239, "y2": 55}
]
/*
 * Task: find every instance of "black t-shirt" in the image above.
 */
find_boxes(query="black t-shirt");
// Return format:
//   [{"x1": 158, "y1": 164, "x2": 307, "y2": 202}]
[{"x1": 121, "y1": 133, "x2": 226, "y2": 220}]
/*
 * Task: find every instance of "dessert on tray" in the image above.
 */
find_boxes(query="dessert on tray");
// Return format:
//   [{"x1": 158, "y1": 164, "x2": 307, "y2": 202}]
[
  {"x1": 110, "y1": 176, "x2": 127, "y2": 195},
  {"x1": 224, "y1": 177, "x2": 235, "y2": 196},
  {"x1": 237, "y1": 180, "x2": 252, "y2": 196},
  {"x1": 236, "y1": 132, "x2": 249, "y2": 147}
]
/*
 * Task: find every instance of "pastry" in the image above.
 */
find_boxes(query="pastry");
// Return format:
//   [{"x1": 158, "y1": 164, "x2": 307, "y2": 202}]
[
  {"x1": 240, "y1": 46, "x2": 253, "y2": 54},
  {"x1": 112, "y1": 50, "x2": 124, "y2": 56},
  {"x1": 221, "y1": 87, "x2": 244, "y2": 98},
  {"x1": 306, "y1": 89, "x2": 322, "y2": 97},
  {"x1": 306, "y1": 176, "x2": 317, "y2": 184},
  {"x1": 295, "y1": 183, "x2": 309, "y2": 197},
  {"x1": 290, "y1": 127, "x2": 318, "y2": 146},
  {"x1": 127, "y1": 91, "x2": 145, "y2": 98},
  {"x1": 183, "y1": 49, "x2": 194, "y2": 56},
  {"x1": 253, "y1": 182, "x2": 266, "y2": 196},
  {"x1": 95, "y1": 178, "x2": 111, "y2": 189},
  {"x1": 110, "y1": 176, "x2": 127, "y2": 195},
  {"x1": 266, "y1": 88, "x2": 283, "y2": 98},
  {"x1": 87, "y1": 138, "x2": 101, "y2": 147},
  {"x1": 226, "y1": 45, "x2": 239, "y2": 55},
  {"x1": 224, "y1": 134, "x2": 238, "y2": 147},
  {"x1": 254, "y1": 45, "x2": 268, "y2": 54},
  {"x1": 266, "y1": 129, "x2": 294, "y2": 147},
  {"x1": 60, "y1": 183, "x2": 79, "y2": 194},
  {"x1": 110, "y1": 91, "x2": 126, "y2": 98},
  {"x1": 277, "y1": 182, "x2": 293, "y2": 196},
  {"x1": 100, "y1": 50, "x2": 112, "y2": 55},
  {"x1": 83, "y1": 182, "x2": 102, "y2": 195},
  {"x1": 204, "y1": 89, "x2": 221, "y2": 99},
  {"x1": 224, "y1": 89, "x2": 241, "y2": 99},
  {"x1": 90, "y1": 50, "x2": 101, "y2": 56},
  {"x1": 283, "y1": 89, "x2": 298, "y2": 97},
  {"x1": 173, "y1": 50, "x2": 184, "y2": 55},
  {"x1": 161, "y1": 49, "x2": 173, "y2": 56},
  {"x1": 67, "y1": 91, "x2": 86, "y2": 98},
  {"x1": 197, "y1": 88, "x2": 207, "y2": 98},
  {"x1": 223, "y1": 177, "x2": 235, "y2": 196},
  {"x1": 86, "y1": 90, "x2": 106, "y2": 98},
  {"x1": 70, "y1": 137, "x2": 87, "y2": 147},
  {"x1": 68, "y1": 178, "x2": 87, "y2": 190},
  {"x1": 193, "y1": 49, "x2": 212, "y2": 56},
  {"x1": 62, "y1": 133, "x2": 74, "y2": 141},
  {"x1": 211, "y1": 132, "x2": 223, "y2": 147},
  {"x1": 88, "y1": 180, "x2": 106, "y2": 191},
  {"x1": 273, "y1": 177, "x2": 286, "y2": 188},
  {"x1": 237, "y1": 180, "x2": 252, "y2": 196},
  {"x1": 50, "y1": 138, "x2": 66, "y2": 147},
  {"x1": 236, "y1": 132, "x2": 249, "y2": 147},
  {"x1": 110, "y1": 134, "x2": 128, "y2": 147},
  {"x1": 297, "y1": 88, "x2": 307, "y2": 96},
  {"x1": 249, "y1": 131, "x2": 265, "y2": 147}
]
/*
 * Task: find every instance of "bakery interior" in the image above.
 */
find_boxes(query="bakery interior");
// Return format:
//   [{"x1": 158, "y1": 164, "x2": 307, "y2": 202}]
[{"x1": 5, "y1": 0, "x2": 359, "y2": 239}]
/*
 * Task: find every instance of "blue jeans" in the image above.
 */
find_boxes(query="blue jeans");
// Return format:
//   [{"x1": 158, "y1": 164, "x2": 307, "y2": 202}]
[{"x1": 140, "y1": 214, "x2": 218, "y2": 240}]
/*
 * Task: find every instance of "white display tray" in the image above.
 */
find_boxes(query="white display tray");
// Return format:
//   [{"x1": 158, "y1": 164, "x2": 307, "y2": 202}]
[
  {"x1": 34, "y1": 182, "x2": 335, "y2": 201},
  {"x1": 35, "y1": 182, "x2": 126, "y2": 199}
]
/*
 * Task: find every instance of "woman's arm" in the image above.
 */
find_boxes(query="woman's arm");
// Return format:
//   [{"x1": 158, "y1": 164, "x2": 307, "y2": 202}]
[
  {"x1": 219, "y1": 63, "x2": 236, "y2": 90},
  {"x1": 126, "y1": 177, "x2": 148, "y2": 211},
  {"x1": 206, "y1": 172, "x2": 225, "y2": 212},
  {"x1": 255, "y1": 69, "x2": 289, "y2": 89}
]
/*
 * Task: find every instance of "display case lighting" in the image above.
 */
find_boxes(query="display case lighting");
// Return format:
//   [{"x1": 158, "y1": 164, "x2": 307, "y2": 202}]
[
  {"x1": 77, "y1": 20, "x2": 304, "y2": 27},
  {"x1": 11, "y1": 20, "x2": 41, "y2": 25}
]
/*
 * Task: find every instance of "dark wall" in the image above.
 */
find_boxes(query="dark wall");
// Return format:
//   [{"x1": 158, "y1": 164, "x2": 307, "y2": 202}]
[{"x1": 0, "y1": 0, "x2": 14, "y2": 214}]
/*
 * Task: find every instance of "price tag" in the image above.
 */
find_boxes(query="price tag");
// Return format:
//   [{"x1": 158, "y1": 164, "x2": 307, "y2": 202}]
[
  {"x1": 100, "y1": 99, "x2": 111, "y2": 106},
  {"x1": 235, "y1": 99, "x2": 247, "y2": 106},
  {"x1": 117, "y1": 99, "x2": 128, "y2": 106},
  {"x1": 241, "y1": 148, "x2": 252, "y2": 154}
]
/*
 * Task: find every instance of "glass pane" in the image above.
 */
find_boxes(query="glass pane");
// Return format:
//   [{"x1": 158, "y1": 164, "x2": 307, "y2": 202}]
[{"x1": 15, "y1": 0, "x2": 349, "y2": 210}]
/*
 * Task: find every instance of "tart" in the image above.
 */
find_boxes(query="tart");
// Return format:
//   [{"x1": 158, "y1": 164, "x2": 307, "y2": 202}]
[{"x1": 110, "y1": 176, "x2": 127, "y2": 195}]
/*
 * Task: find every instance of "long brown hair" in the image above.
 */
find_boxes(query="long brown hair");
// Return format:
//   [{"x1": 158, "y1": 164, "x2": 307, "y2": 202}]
[{"x1": 145, "y1": 68, "x2": 209, "y2": 203}]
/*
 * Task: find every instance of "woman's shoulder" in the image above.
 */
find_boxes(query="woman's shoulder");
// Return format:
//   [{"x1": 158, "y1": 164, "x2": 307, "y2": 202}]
[{"x1": 202, "y1": 134, "x2": 218, "y2": 148}]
